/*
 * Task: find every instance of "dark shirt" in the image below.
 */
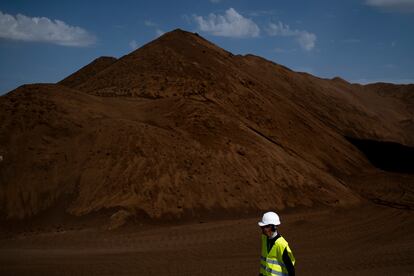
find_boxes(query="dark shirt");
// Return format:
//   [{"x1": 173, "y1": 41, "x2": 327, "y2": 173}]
[{"x1": 265, "y1": 233, "x2": 295, "y2": 276}]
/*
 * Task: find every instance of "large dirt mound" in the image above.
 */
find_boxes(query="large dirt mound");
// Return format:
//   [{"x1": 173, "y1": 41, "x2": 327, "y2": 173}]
[{"x1": 0, "y1": 29, "x2": 413, "y2": 222}]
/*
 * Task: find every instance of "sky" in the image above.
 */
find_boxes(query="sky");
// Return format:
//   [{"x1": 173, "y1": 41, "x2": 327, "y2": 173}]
[{"x1": 0, "y1": 0, "x2": 413, "y2": 95}]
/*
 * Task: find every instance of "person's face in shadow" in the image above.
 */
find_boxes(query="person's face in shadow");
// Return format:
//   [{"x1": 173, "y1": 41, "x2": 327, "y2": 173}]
[{"x1": 261, "y1": 225, "x2": 274, "y2": 237}]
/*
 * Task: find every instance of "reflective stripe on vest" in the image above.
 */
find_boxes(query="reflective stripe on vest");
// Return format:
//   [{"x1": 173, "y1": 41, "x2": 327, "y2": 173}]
[
  {"x1": 260, "y1": 264, "x2": 288, "y2": 276},
  {"x1": 260, "y1": 256, "x2": 286, "y2": 267}
]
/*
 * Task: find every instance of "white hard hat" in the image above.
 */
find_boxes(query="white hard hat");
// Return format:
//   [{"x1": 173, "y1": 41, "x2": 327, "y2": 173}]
[{"x1": 258, "y1": 211, "x2": 281, "y2": 226}]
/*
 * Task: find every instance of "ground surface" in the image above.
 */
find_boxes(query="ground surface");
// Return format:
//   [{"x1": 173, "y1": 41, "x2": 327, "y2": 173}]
[{"x1": 1, "y1": 203, "x2": 413, "y2": 275}]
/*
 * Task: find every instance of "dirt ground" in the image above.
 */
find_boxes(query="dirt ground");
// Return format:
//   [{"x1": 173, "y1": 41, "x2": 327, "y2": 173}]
[{"x1": 0, "y1": 203, "x2": 413, "y2": 275}]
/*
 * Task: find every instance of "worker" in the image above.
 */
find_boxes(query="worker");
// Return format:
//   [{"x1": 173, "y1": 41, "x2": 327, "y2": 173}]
[{"x1": 258, "y1": 211, "x2": 295, "y2": 276}]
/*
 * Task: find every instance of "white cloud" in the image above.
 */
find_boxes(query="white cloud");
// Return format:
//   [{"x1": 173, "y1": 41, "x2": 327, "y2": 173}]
[
  {"x1": 267, "y1": 22, "x2": 316, "y2": 51},
  {"x1": 296, "y1": 31, "x2": 316, "y2": 51},
  {"x1": 267, "y1": 22, "x2": 295, "y2": 36},
  {"x1": 129, "y1": 40, "x2": 138, "y2": 50},
  {"x1": 209, "y1": 0, "x2": 221, "y2": 3},
  {"x1": 0, "y1": 11, "x2": 95, "y2": 46},
  {"x1": 365, "y1": 0, "x2": 414, "y2": 12},
  {"x1": 193, "y1": 8, "x2": 260, "y2": 38}
]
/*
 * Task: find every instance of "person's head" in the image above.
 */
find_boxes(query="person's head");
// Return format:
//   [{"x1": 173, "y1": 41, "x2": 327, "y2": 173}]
[
  {"x1": 258, "y1": 211, "x2": 281, "y2": 237},
  {"x1": 260, "y1": 224, "x2": 276, "y2": 237}
]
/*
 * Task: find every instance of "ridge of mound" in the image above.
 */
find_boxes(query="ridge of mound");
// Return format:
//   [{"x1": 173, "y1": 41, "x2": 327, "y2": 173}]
[{"x1": 59, "y1": 56, "x2": 117, "y2": 88}]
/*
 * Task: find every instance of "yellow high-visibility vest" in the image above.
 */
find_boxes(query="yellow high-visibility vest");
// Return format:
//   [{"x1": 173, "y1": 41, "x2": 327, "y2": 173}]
[{"x1": 260, "y1": 234, "x2": 295, "y2": 276}]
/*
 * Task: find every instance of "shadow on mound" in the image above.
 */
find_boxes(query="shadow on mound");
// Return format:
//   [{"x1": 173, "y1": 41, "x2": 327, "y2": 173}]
[{"x1": 346, "y1": 136, "x2": 414, "y2": 174}]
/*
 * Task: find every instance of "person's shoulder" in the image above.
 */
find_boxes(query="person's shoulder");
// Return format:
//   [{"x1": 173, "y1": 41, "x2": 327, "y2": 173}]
[{"x1": 276, "y1": 235, "x2": 289, "y2": 245}]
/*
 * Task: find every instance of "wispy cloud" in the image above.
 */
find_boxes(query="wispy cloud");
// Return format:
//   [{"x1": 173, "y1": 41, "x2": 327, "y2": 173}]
[
  {"x1": 365, "y1": 0, "x2": 414, "y2": 12},
  {"x1": 209, "y1": 0, "x2": 222, "y2": 3},
  {"x1": 129, "y1": 40, "x2": 138, "y2": 50},
  {"x1": 193, "y1": 8, "x2": 260, "y2": 38},
  {"x1": 144, "y1": 20, "x2": 156, "y2": 27},
  {"x1": 267, "y1": 22, "x2": 316, "y2": 51},
  {"x1": 0, "y1": 11, "x2": 95, "y2": 47},
  {"x1": 156, "y1": 29, "x2": 164, "y2": 37},
  {"x1": 143, "y1": 20, "x2": 164, "y2": 37}
]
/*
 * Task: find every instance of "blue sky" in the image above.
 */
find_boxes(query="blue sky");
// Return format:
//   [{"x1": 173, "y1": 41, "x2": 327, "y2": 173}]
[{"x1": 1, "y1": 0, "x2": 413, "y2": 95}]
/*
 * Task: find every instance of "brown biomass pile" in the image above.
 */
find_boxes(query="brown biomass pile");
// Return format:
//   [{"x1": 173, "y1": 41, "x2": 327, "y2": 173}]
[{"x1": 0, "y1": 29, "x2": 413, "y2": 224}]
